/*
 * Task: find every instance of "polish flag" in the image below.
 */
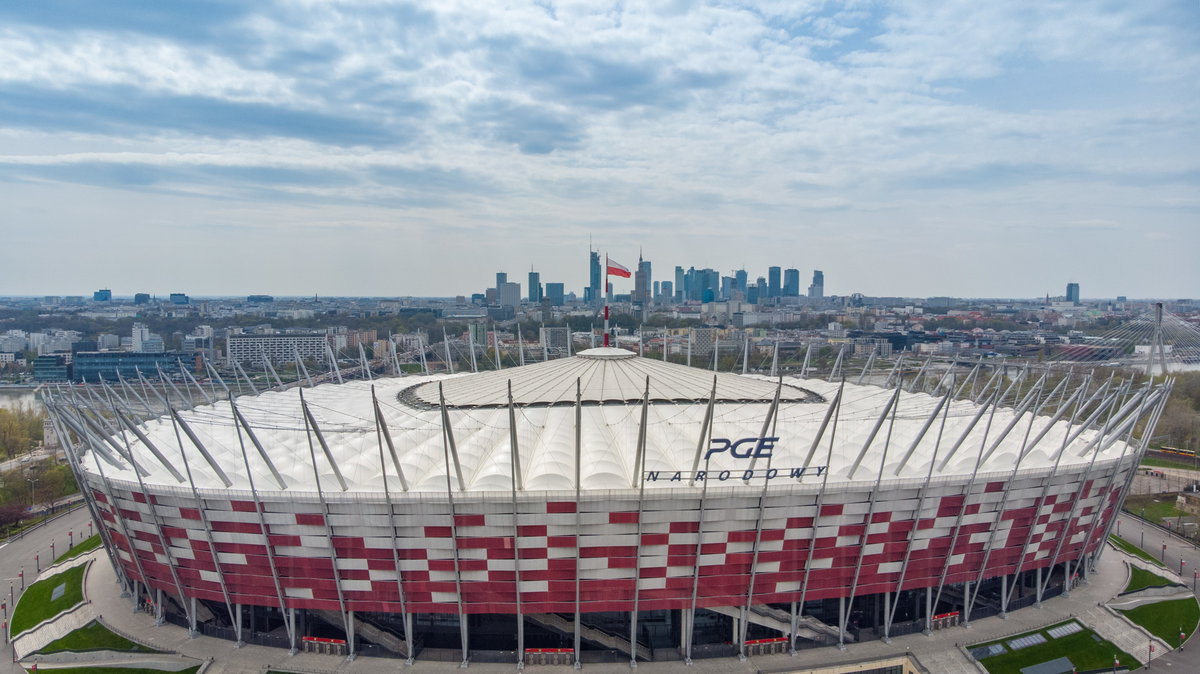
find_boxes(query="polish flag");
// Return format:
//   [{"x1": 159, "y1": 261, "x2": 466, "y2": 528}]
[{"x1": 606, "y1": 257, "x2": 632, "y2": 278}]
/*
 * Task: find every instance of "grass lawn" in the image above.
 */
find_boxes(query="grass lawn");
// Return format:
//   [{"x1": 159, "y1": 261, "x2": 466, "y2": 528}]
[
  {"x1": 1124, "y1": 566, "x2": 1178, "y2": 594},
  {"x1": 23, "y1": 662, "x2": 199, "y2": 666},
  {"x1": 1110, "y1": 534, "x2": 1167, "y2": 568},
  {"x1": 36, "y1": 620, "x2": 163, "y2": 654},
  {"x1": 1119, "y1": 597, "x2": 1200, "y2": 647},
  {"x1": 1124, "y1": 493, "x2": 1185, "y2": 523},
  {"x1": 11, "y1": 563, "x2": 87, "y2": 636},
  {"x1": 973, "y1": 620, "x2": 1141, "y2": 673},
  {"x1": 53, "y1": 534, "x2": 101, "y2": 565},
  {"x1": 1143, "y1": 456, "x2": 1200, "y2": 472},
  {"x1": 23, "y1": 668, "x2": 199, "y2": 674}
]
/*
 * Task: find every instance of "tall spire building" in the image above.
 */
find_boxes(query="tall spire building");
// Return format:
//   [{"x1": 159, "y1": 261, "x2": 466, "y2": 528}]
[
  {"x1": 586, "y1": 249, "x2": 602, "y2": 305},
  {"x1": 634, "y1": 253, "x2": 652, "y2": 306}
]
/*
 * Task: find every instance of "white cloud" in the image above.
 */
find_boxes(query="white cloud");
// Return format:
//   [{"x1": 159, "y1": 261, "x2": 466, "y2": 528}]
[{"x1": 0, "y1": 0, "x2": 1196, "y2": 297}]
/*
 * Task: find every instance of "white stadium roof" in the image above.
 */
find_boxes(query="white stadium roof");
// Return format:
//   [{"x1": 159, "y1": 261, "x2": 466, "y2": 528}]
[{"x1": 75, "y1": 348, "x2": 1138, "y2": 495}]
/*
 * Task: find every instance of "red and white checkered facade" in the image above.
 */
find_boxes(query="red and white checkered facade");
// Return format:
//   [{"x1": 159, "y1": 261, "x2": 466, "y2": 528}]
[{"x1": 88, "y1": 458, "x2": 1129, "y2": 616}]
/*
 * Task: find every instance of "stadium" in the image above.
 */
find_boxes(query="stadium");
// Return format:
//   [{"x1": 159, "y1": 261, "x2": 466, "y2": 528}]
[{"x1": 43, "y1": 347, "x2": 1170, "y2": 666}]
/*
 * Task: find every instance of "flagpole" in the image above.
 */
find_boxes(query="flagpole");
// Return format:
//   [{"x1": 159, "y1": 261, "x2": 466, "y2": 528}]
[{"x1": 604, "y1": 254, "x2": 610, "y2": 347}]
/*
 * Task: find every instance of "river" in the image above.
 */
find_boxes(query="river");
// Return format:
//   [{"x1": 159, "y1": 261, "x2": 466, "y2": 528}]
[{"x1": 0, "y1": 389, "x2": 42, "y2": 413}]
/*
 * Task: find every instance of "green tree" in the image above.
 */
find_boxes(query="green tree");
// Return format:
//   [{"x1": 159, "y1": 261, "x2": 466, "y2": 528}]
[{"x1": 0, "y1": 405, "x2": 42, "y2": 459}]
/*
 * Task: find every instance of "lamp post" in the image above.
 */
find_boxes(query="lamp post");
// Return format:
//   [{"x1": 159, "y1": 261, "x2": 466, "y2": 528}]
[{"x1": 25, "y1": 477, "x2": 38, "y2": 512}]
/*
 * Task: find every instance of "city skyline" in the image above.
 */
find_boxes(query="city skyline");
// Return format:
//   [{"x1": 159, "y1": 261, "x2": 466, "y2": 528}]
[
  {"x1": 0, "y1": 259, "x2": 1147, "y2": 303},
  {"x1": 0, "y1": 2, "x2": 1197, "y2": 298}
]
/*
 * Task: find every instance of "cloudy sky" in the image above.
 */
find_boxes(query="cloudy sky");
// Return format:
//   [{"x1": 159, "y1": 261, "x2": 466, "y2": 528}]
[{"x1": 0, "y1": 1, "x2": 1196, "y2": 299}]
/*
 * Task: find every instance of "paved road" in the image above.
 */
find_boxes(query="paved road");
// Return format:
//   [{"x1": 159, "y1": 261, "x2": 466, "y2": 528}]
[
  {"x1": 0, "y1": 507, "x2": 93, "y2": 674},
  {"x1": 1115, "y1": 511, "x2": 1200, "y2": 671},
  {"x1": 0, "y1": 450, "x2": 50, "y2": 476}
]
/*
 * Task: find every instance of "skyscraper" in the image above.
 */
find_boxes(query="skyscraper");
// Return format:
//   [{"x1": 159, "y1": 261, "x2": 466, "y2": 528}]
[
  {"x1": 633, "y1": 255, "x2": 652, "y2": 305},
  {"x1": 528, "y1": 271, "x2": 542, "y2": 303},
  {"x1": 768, "y1": 266, "x2": 781, "y2": 298},
  {"x1": 587, "y1": 251, "x2": 602, "y2": 305},
  {"x1": 674, "y1": 266, "x2": 685, "y2": 303},
  {"x1": 783, "y1": 268, "x2": 800, "y2": 296},
  {"x1": 495, "y1": 272, "x2": 508, "y2": 300},
  {"x1": 545, "y1": 283, "x2": 565, "y2": 306},
  {"x1": 808, "y1": 270, "x2": 824, "y2": 299},
  {"x1": 734, "y1": 269, "x2": 748, "y2": 296},
  {"x1": 499, "y1": 282, "x2": 521, "y2": 308},
  {"x1": 1066, "y1": 282, "x2": 1080, "y2": 305}
]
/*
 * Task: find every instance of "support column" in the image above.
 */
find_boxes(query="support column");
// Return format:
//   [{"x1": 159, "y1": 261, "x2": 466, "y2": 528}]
[
  {"x1": 923, "y1": 587, "x2": 931, "y2": 634},
  {"x1": 963, "y1": 375, "x2": 1050, "y2": 618},
  {"x1": 738, "y1": 380, "x2": 784, "y2": 660},
  {"x1": 72, "y1": 405, "x2": 153, "y2": 612},
  {"x1": 841, "y1": 386, "x2": 902, "y2": 645},
  {"x1": 347, "y1": 610, "x2": 355, "y2": 659},
  {"x1": 931, "y1": 391, "x2": 1003, "y2": 620},
  {"x1": 229, "y1": 399, "x2": 294, "y2": 650},
  {"x1": 164, "y1": 408, "x2": 238, "y2": 632},
  {"x1": 288, "y1": 608, "x2": 297, "y2": 654},
  {"x1": 788, "y1": 601, "x2": 798, "y2": 655},
  {"x1": 572, "y1": 381, "x2": 583, "y2": 670},
  {"x1": 1002, "y1": 375, "x2": 1094, "y2": 614},
  {"x1": 963, "y1": 581, "x2": 971, "y2": 626},
  {"x1": 190, "y1": 597, "x2": 198, "y2": 637},
  {"x1": 300, "y1": 393, "x2": 351, "y2": 650},
  {"x1": 1035, "y1": 567, "x2": 1043, "y2": 607},
  {"x1": 437, "y1": 384, "x2": 470, "y2": 669},
  {"x1": 837, "y1": 595, "x2": 846, "y2": 651},
  {"x1": 1000, "y1": 575, "x2": 1008, "y2": 619},
  {"x1": 882, "y1": 592, "x2": 891, "y2": 643},
  {"x1": 507, "y1": 380, "x2": 525, "y2": 671},
  {"x1": 371, "y1": 388, "x2": 414, "y2": 664},
  {"x1": 629, "y1": 380, "x2": 651, "y2": 670},
  {"x1": 235, "y1": 603, "x2": 244, "y2": 648},
  {"x1": 155, "y1": 587, "x2": 163, "y2": 625},
  {"x1": 795, "y1": 385, "x2": 845, "y2": 646},
  {"x1": 43, "y1": 403, "x2": 131, "y2": 599},
  {"x1": 685, "y1": 381, "x2": 719, "y2": 666},
  {"x1": 680, "y1": 609, "x2": 694, "y2": 663},
  {"x1": 886, "y1": 389, "x2": 954, "y2": 640}
]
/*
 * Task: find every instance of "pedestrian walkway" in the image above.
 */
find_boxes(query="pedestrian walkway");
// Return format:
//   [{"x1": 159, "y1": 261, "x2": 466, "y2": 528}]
[
  {"x1": 1126, "y1": 553, "x2": 1185, "y2": 582},
  {"x1": 11, "y1": 558, "x2": 98, "y2": 658},
  {"x1": 76, "y1": 546, "x2": 1152, "y2": 674},
  {"x1": 1110, "y1": 588, "x2": 1194, "y2": 609},
  {"x1": 23, "y1": 653, "x2": 202, "y2": 671},
  {"x1": 1079, "y1": 603, "x2": 1169, "y2": 664}
]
